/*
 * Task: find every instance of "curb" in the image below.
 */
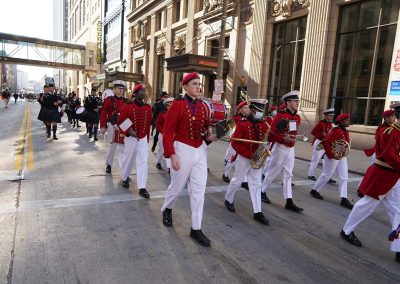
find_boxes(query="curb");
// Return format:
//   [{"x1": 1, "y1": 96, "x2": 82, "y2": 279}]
[{"x1": 295, "y1": 156, "x2": 365, "y2": 176}]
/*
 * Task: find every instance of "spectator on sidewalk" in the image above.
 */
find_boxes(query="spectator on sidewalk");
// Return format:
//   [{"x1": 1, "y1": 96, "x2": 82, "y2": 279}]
[
  {"x1": 13, "y1": 92, "x2": 18, "y2": 103},
  {"x1": 1, "y1": 89, "x2": 11, "y2": 109}
]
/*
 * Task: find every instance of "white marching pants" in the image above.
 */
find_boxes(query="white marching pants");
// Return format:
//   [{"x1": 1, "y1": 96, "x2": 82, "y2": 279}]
[
  {"x1": 308, "y1": 139, "x2": 325, "y2": 177},
  {"x1": 225, "y1": 155, "x2": 262, "y2": 213},
  {"x1": 105, "y1": 123, "x2": 123, "y2": 167},
  {"x1": 223, "y1": 143, "x2": 236, "y2": 176},
  {"x1": 119, "y1": 136, "x2": 148, "y2": 188},
  {"x1": 261, "y1": 143, "x2": 295, "y2": 199},
  {"x1": 161, "y1": 141, "x2": 208, "y2": 230},
  {"x1": 313, "y1": 156, "x2": 348, "y2": 198},
  {"x1": 343, "y1": 180, "x2": 400, "y2": 252},
  {"x1": 156, "y1": 133, "x2": 164, "y2": 164}
]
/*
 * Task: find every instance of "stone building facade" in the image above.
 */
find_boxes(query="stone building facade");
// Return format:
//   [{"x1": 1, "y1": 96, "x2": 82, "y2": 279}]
[{"x1": 126, "y1": 0, "x2": 400, "y2": 148}]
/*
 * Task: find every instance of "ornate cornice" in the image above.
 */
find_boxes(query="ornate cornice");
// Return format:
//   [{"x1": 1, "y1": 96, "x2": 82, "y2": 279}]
[{"x1": 268, "y1": 0, "x2": 310, "y2": 18}]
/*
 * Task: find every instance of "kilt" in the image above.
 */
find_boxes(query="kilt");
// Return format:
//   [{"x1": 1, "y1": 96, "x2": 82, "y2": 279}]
[
  {"x1": 83, "y1": 110, "x2": 99, "y2": 124},
  {"x1": 39, "y1": 107, "x2": 61, "y2": 123}
]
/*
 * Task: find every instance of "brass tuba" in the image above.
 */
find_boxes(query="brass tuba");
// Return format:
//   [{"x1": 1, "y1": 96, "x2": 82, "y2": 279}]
[
  {"x1": 250, "y1": 122, "x2": 271, "y2": 169},
  {"x1": 332, "y1": 139, "x2": 350, "y2": 159}
]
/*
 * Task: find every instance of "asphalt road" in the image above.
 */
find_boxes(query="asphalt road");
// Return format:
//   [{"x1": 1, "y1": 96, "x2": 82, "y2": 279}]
[{"x1": 0, "y1": 100, "x2": 399, "y2": 284}]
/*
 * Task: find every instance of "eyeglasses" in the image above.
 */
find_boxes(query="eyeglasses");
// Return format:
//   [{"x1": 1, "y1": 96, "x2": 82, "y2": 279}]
[{"x1": 116, "y1": 86, "x2": 125, "y2": 90}]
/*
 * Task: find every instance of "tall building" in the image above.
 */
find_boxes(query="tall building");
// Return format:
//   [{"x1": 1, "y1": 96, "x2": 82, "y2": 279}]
[
  {"x1": 53, "y1": 0, "x2": 69, "y2": 91},
  {"x1": 66, "y1": 0, "x2": 102, "y2": 98},
  {"x1": 126, "y1": 0, "x2": 400, "y2": 148},
  {"x1": 17, "y1": 70, "x2": 29, "y2": 91}
]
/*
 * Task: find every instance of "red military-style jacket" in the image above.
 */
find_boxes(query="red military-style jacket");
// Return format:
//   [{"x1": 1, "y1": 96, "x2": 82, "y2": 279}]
[
  {"x1": 100, "y1": 95, "x2": 126, "y2": 129},
  {"x1": 233, "y1": 114, "x2": 244, "y2": 123},
  {"x1": 163, "y1": 96, "x2": 210, "y2": 158},
  {"x1": 117, "y1": 100, "x2": 152, "y2": 142},
  {"x1": 231, "y1": 117, "x2": 269, "y2": 159},
  {"x1": 359, "y1": 123, "x2": 400, "y2": 200},
  {"x1": 155, "y1": 111, "x2": 167, "y2": 134},
  {"x1": 311, "y1": 119, "x2": 333, "y2": 146},
  {"x1": 363, "y1": 123, "x2": 391, "y2": 157},
  {"x1": 268, "y1": 109, "x2": 301, "y2": 148},
  {"x1": 323, "y1": 125, "x2": 350, "y2": 159}
]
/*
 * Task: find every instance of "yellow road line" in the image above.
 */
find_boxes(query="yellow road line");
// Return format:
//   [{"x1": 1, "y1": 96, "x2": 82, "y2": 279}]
[
  {"x1": 26, "y1": 103, "x2": 34, "y2": 170},
  {"x1": 14, "y1": 104, "x2": 28, "y2": 170}
]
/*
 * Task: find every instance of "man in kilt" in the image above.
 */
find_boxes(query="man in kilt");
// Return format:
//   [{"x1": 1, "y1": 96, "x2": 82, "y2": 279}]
[
  {"x1": 84, "y1": 88, "x2": 102, "y2": 141},
  {"x1": 38, "y1": 78, "x2": 61, "y2": 140}
]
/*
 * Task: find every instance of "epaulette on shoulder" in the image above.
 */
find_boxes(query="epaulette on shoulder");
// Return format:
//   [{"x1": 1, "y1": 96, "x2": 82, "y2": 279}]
[{"x1": 384, "y1": 127, "x2": 394, "y2": 134}]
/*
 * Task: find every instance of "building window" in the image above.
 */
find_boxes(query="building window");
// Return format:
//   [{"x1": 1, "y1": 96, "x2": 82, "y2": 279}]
[
  {"x1": 196, "y1": 0, "x2": 204, "y2": 12},
  {"x1": 268, "y1": 16, "x2": 307, "y2": 106},
  {"x1": 210, "y1": 36, "x2": 230, "y2": 57},
  {"x1": 330, "y1": 0, "x2": 399, "y2": 126},
  {"x1": 89, "y1": 50, "x2": 94, "y2": 66},
  {"x1": 136, "y1": 60, "x2": 143, "y2": 74},
  {"x1": 174, "y1": 0, "x2": 187, "y2": 22}
]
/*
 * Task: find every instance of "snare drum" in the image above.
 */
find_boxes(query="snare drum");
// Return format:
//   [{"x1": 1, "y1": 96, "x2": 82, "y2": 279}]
[
  {"x1": 76, "y1": 107, "x2": 85, "y2": 115},
  {"x1": 113, "y1": 129, "x2": 125, "y2": 144},
  {"x1": 202, "y1": 99, "x2": 227, "y2": 123}
]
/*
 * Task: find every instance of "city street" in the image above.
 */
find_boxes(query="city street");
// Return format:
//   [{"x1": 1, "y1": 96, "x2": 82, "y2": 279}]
[{"x1": 0, "y1": 100, "x2": 399, "y2": 284}]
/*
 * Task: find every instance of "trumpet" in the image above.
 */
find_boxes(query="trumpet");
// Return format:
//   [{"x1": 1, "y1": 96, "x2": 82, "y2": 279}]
[{"x1": 287, "y1": 134, "x2": 309, "y2": 142}]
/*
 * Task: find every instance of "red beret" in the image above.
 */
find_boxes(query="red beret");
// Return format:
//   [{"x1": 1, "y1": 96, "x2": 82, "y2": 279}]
[
  {"x1": 382, "y1": 109, "x2": 395, "y2": 117},
  {"x1": 270, "y1": 105, "x2": 277, "y2": 112},
  {"x1": 336, "y1": 113, "x2": 350, "y2": 122},
  {"x1": 182, "y1": 72, "x2": 200, "y2": 85},
  {"x1": 236, "y1": 101, "x2": 248, "y2": 111},
  {"x1": 132, "y1": 84, "x2": 145, "y2": 93}
]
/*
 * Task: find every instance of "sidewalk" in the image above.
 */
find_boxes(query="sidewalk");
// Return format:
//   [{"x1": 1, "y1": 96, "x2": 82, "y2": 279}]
[{"x1": 295, "y1": 141, "x2": 371, "y2": 175}]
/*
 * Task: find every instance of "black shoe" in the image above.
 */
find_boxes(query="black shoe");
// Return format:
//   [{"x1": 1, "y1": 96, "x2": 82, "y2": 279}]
[
  {"x1": 139, "y1": 188, "x2": 150, "y2": 199},
  {"x1": 106, "y1": 165, "x2": 111, "y2": 174},
  {"x1": 224, "y1": 200, "x2": 235, "y2": 212},
  {"x1": 190, "y1": 228, "x2": 211, "y2": 247},
  {"x1": 340, "y1": 230, "x2": 362, "y2": 247},
  {"x1": 340, "y1": 198, "x2": 353, "y2": 209},
  {"x1": 222, "y1": 174, "x2": 230, "y2": 183},
  {"x1": 241, "y1": 182, "x2": 249, "y2": 190},
  {"x1": 282, "y1": 182, "x2": 295, "y2": 186},
  {"x1": 396, "y1": 252, "x2": 400, "y2": 263},
  {"x1": 308, "y1": 176, "x2": 316, "y2": 181},
  {"x1": 328, "y1": 179, "x2": 337, "y2": 184},
  {"x1": 151, "y1": 145, "x2": 156, "y2": 152},
  {"x1": 261, "y1": 192, "x2": 271, "y2": 204},
  {"x1": 122, "y1": 180, "x2": 129, "y2": 188},
  {"x1": 262, "y1": 174, "x2": 265, "y2": 180},
  {"x1": 253, "y1": 212, "x2": 269, "y2": 225},
  {"x1": 162, "y1": 209, "x2": 173, "y2": 227},
  {"x1": 94, "y1": 137, "x2": 98, "y2": 141},
  {"x1": 89, "y1": 133, "x2": 93, "y2": 138},
  {"x1": 357, "y1": 189, "x2": 364, "y2": 198},
  {"x1": 53, "y1": 136, "x2": 58, "y2": 140},
  {"x1": 285, "y1": 199, "x2": 303, "y2": 213},
  {"x1": 310, "y1": 189, "x2": 324, "y2": 200},
  {"x1": 77, "y1": 125, "x2": 81, "y2": 128},
  {"x1": 156, "y1": 163, "x2": 162, "y2": 170},
  {"x1": 47, "y1": 133, "x2": 51, "y2": 138}
]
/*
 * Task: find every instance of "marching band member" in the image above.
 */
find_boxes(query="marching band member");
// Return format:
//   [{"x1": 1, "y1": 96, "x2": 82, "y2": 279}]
[
  {"x1": 100, "y1": 80, "x2": 127, "y2": 174},
  {"x1": 310, "y1": 113, "x2": 353, "y2": 209},
  {"x1": 341, "y1": 104, "x2": 400, "y2": 263},
  {"x1": 84, "y1": 88, "x2": 102, "y2": 141},
  {"x1": 71, "y1": 92, "x2": 82, "y2": 128},
  {"x1": 363, "y1": 109, "x2": 396, "y2": 164},
  {"x1": 155, "y1": 97, "x2": 174, "y2": 170},
  {"x1": 307, "y1": 108, "x2": 335, "y2": 182},
  {"x1": 260, "y1": 91, "x2": 303, "y2": 212},
  {"x1": 222, "y1": 101, "x2": 251, "y2": 183},
  {"x1": 41, "y1": 78, "x2": 61, "y2": 140},
  {"x1": 161, "y1": 72, "x2": 216, "y2": 247},
  {"x1": 224, "y1": 99, "x2": 270, "y2": 225},
  {"x1": 118, "y1": 83, "x2": 152, "y2": 199}
]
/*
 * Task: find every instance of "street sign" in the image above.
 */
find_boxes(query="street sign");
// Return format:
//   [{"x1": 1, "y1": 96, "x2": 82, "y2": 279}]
[{"x1": 390, "y1": 81, "x2": 400, "y2": 95}]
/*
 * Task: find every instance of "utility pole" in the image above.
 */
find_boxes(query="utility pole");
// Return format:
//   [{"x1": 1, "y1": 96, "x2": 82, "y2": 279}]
[{"x1": 216, "y1": 0, "x2": 228, "y2": 80}]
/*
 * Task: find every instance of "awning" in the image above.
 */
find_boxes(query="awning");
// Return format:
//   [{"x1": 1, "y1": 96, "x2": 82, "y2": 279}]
[
  {"x1": 165, "y1": 54, "x2": 229, "y2": 75},
  {"x1": 91, "y1": 71, "x2": 144, "y2": 83}
]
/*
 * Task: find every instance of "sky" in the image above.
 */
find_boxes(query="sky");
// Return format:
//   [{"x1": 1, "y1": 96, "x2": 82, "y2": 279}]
[{"x1": 0, "y1": 0, "x2": 55, "y2": 81}]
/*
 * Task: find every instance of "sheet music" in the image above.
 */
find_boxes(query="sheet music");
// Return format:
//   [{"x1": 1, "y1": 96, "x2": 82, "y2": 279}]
[{"x1": 119, "y1": 118, "x2": 133, "y2": 132}]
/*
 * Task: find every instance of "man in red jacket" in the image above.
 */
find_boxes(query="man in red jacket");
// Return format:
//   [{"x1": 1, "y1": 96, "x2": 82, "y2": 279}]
[
  {"x1": 117, "y1": 83, "x2": 152, "y2": 198},
  {"x1": 307, "y1": 108, "x2": 335, "y2": 181},
  {"x1": 100, "y1": 80, "x2": 127, "y2": 174},
  {"x1": 310, "y1": 113, "x2": 353, "y2": 209},
  {"x1": 160, "y1": 72, "x2": 216, "y2": 247},
  {"x1": 155, "y1": 97, "x2": 174, "y2": 170},
  {"x1": 341, "y1": 104, "x2": 400, "y2": 263},
  {"x1": 224, "y1": 99, "x2": 270, "y2": 225},
  {"x1": 261, "y1": 90, "x2": 303, "y2": 212}
]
